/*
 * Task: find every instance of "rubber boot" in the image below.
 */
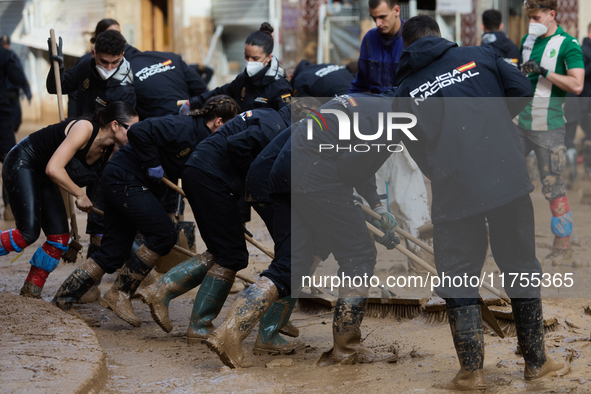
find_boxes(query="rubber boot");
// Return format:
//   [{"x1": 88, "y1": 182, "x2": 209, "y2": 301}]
[
  {"x1": 317, "y1": 296, "x2": 397, "y2": 366},
  {"x1": 279, "y1": 321, "x2": 300, "y2": 338},
  {"x1": 253, "y1": 296, "x2": 305, "y2": 355},
  {"x1": 443, "y1": 304, "x2": 487, "y2": 391},
  {"x1": 53, "y1": 258, "x2": 105, "y2": 315},
  {"x1": 100, "y1": 245, "x2": 160, "y2": 327},
  {"x1": 20, "y1": 234, "x2": 69, "y2": 298},
  {"x1": 547, "y1": 236, "x2": 574, "y2": 266},
  {"x1": 136, "y1": 251, "x2": 215, "y2": 333},
  {"x1": 512, "y1": 299, "x2": 564, "y2": 380},
  {"x1": 205, "y1": 277, "x2": 279, "y2": 368},
  {"x1": 186, "y1": 263, "x2": 235, "y2": 343},
  {"x1": 79, "y1": 235, "x2": 102, "y2": 304}
]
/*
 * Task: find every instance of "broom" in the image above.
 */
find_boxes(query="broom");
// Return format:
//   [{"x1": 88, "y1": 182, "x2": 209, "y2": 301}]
[{"x1": 48, "y1": 29, "x2": 82, "y2": 263}]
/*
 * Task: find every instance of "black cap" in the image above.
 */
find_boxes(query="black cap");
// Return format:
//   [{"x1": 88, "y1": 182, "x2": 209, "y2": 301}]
[{"x1": 0, "y1": 35, "x2": 10, "y2": 45}]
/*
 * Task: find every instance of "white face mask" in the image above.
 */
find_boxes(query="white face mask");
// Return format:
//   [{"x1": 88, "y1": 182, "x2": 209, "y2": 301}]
[
  {"x1": 96, "y1": 64, "x2": 117, "y2": 80},
  {"x1": 245, "y1": 59, "x2": 267, "y2": 77},
  {"x1": 529, "y1": 14, "x2": 550, "y2": 38}
]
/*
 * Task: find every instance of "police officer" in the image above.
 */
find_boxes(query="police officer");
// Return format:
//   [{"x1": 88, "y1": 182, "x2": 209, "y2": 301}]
[
  {"x1": 204, "y1": 94, "x2": 400, "y2": 369},
  {"x1": 480, "y1": 9, "x2": 521, "y2": 66},
  {"x1": 0, "y1": 102, "x2": 138, "y2": 298},
  {"x1": 291, "y1": 59, "x2": 355, "y2": 97},
  {"x1": 181, "y1": 22, "x2": 292, "y2": 114},
  {"x1": 52, "y1": 96, "x2": 240, "y2": 324},
  {"x1": 137, "y1": 106, "x2": 299, "y2": 351},
  {"x1": 394, "y1": 16, "x2": 562, "y2": 389},
  {"x1": 47, "y1": 29, "x2": 136, "y2": 119}
]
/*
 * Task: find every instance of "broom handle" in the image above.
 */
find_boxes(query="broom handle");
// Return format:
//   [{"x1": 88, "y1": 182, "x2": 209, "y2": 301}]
[
  {"x1": 360, "y1": 203, "x2": 434, "y2": 255},
  {"x1": 89, "y1": 207, "x2": 256, "y2": 284},
  {"x1": 365, "y1": 221, "x2": 502, "y2": 298},
  {"x1": 160, "y1": 178, "x2": 275, "y2": 259},
  {"x1": 51, "y1": 29, "x2": 79, "y2": 244}
]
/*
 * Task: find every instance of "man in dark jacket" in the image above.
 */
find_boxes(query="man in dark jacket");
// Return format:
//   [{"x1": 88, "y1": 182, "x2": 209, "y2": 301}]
[
  {"x1": 291, "y1": 59, "x2": 355, "y2": 97},
  {"x1": 127, "y1": 51, "x2": 207, "y2": 120},
  {"x1": 394, "y1": 15, "x2": 562, "y2": 390},
  {"x1": 480, "y1": 9, "x2": 521, "y2": 66},
  {"x1": 46, "y1": 29, "x2": 135, "y2": 119},
  {"x1": 349, "y1": 0, "x2": 404, "y2": 93}
]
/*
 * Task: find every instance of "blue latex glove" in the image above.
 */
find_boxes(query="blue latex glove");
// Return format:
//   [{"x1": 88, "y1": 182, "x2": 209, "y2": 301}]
[
  {"x1": 179, "y1": 101, "x2": 191, "y2": 115},
  {"x1": 147, "y1": 165, "x2": 164, "y2": 183},
  {"x1": 372, "y1": 205, "x2": 398, "y2": 232},
  {"x1": 375, "y1": 229, "x2": 400, "y2": 250}
]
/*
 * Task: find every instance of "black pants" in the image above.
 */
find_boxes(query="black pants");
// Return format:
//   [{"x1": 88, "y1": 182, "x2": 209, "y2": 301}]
[
  {"x1": 2, "y1": 138, "x2": 69, "y2": 244},
  {"x1": 261, "y1": 195, "x2": 292, "y2": 298},
  {"x1": 182, "y1": 166, "x2": 273, "y2": 272},
  {"x1": 433, "y1": 194, "x2": 542, "y2": 307},
  {"x1": 91, "y1": 164, "x2": 176, "y2": 273}
]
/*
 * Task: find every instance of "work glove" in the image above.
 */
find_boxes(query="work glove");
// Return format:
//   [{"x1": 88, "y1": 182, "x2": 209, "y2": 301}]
[
  {"x1": 179, "y1": 100, "x2": 191, "y2": 115},
  {"x1": 47, "y1": 36, "x2": 64, "y2": 70},
  {"x1": 147, "y1": 165, "x2": 164, "y2": 183},
  {"x1": 374, "y1": 229, "x2": 400, "y2": 250},
  {"x1": 372, "y1": 205, "x2": 398, "y2": 232},
  {"x1": 522, "y1": 60, "x2": 548, "y2": 78}
]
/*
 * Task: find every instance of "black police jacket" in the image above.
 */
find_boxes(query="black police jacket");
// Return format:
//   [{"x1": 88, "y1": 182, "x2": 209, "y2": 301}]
[
  {"x1": 188, "y1": 57, "x2": 292, "y2": 112},
  {"x1": 291, "y1": 60, "x2": 355, "y2": 97},
  {"x1": 185, "y1": 106, "x2": 291, "y2": 194},
  {"x1": 274, "y1": 94, "x2": 391, "y2": 208},
  {"x1": 581, "y1": 38, "x2": 591, "y2": 98},
  {"x1": 47, "y1": 54, "x2": 136, "y2": 118},
  {"x1": 0, "y1": 46, "x2": 27, "y2": 119},
  {"x1": 112, "y1": 115, "x2": 211, "y2": 182},
  {"x1": 481, "y1": 31, "x2": 521, "y2": 66},
  {"x1": 394, "y1": 36, "x2": 534, "y2": 224},
  {"x1": 127, "y1": 51, "x2": 207, "y2": 120}
]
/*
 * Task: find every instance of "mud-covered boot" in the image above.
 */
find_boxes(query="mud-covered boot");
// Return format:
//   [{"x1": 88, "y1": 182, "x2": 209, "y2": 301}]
[
  {"x1": 186, "y1": 263, "x2": 235, "y2": 343},
  {"x1": 317, "y1": 296, "x2": 397, "y2": 366},
  {"x1": 253, "y1": 296, "x2": 305, "y2": 355},
  {"x1": 205, "y1": 277, "x2": 279, "y2": 368},
  {"x1": 100, "y1": 245, "x2": 160, "y2": 327},
  {"x1": 53, "y1": 258, "x2": 105, "y2": 315},
  {"x1": 20, "y1": 234, "x2": 70, "y2": 298},
  {"x1": 547, "y1": 236, "x2": 574, "y2": 266},
  {"x1": 137, "y1": 251, "x2": 215, "y2": 333},
  {"x1": 442, "y1": 304, "x2": 486, "y2": 391},
  {"x1": 79, "y1": 235, "x2": 103, "y2": 304},
  {"x1": 279, "y1": 321, "x2": 300, "y2": 338},
  {"x1": 512, "y1": 298, "x2": 564, "y2": 380}
]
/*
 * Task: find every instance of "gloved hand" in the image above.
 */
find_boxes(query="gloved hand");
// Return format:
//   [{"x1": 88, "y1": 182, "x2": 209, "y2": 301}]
[
  {"x1": 147, "y1": 165, "x2": 164, "y2": 183},
  {"x1": 179, "y1": 100, "x2": 191, "y2": 115},
  {"x1": 522, "y1": 60, "x2": 548, "y2": 78},
  {"x1": 372, "y1": 205, "x2": 398, "y2": 232},
  {"x1": 374, "y1": 229, "x2": 400, "y2": 250},
  {"x1": 47, "y1": 36, "x2": 64, "y2": 70}
]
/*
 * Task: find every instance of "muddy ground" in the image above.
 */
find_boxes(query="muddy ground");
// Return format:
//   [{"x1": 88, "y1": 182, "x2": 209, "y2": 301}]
[{"x1": 0, "y1": 123, "x2": 590, "y2": 393}]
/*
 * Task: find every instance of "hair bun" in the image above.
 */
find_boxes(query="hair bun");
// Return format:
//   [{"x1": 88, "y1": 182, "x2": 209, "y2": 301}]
[{"x1": 260, "y1": 22, "x2": 274, "y2": 35}]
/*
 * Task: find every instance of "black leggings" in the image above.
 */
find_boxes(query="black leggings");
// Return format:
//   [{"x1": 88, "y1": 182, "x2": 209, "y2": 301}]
[{"x1": 2, "y1": 138, "x2": 69, "y2": 244}]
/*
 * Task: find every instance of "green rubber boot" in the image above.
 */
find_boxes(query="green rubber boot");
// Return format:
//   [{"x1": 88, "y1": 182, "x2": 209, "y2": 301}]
[
  {"x1": 100, "y1": 245, "x2": 160, "y2": 327},
  {"x1": 186, "y1": 263, "x2": 235, "y2": 344},
  {"x1": 253, "y1": 296, "x2": 305, "y2": 355},
  {"x1": 136, "y1": 251, "x2": 215, "y2": 333}
]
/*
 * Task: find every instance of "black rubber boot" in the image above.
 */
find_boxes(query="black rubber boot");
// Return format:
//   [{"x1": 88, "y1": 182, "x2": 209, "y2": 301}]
[
  {"x1": 53, "y1": 258, "x2": 105, "y2": 314},
  {"x1": 79, "y1": 236, "x2": 103, "y2": 303},
  {"x1": 443, "y1": 304, "x2": 486, "y2": 391},
  {"x1": 512, "y1": 298, "x2": 563, "y2": 379},
  {"x1": 316, "y1": 296, "x2": 397, "y2": 366},
  {"x1": 100, "y1": 245, "x2": 160, "y2": 327}
]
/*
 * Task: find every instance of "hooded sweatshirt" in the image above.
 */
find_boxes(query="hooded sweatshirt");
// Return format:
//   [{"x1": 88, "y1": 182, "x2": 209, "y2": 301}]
[
  {"x1": 394, "y1": 36, "x2": 534, "y2": 223},
  {"x1": 189, "y1": 56, "x2": 292, "y2": 112}
]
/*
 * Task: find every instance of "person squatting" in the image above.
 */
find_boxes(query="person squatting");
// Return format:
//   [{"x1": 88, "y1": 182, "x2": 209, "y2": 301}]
[{"x1": 0, "y1": 2, "x2": 573, "y2": 389}]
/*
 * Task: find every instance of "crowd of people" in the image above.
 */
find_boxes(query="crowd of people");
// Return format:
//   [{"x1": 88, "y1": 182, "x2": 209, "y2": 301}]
[{"x1": 1, "y1": 0, "x2": 589, "y2": 389}]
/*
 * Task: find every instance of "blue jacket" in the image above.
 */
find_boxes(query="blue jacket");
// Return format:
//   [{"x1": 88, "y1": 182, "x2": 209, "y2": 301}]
[{"x1": 349, "y1": 25, "x2": 405, "y2": 94}]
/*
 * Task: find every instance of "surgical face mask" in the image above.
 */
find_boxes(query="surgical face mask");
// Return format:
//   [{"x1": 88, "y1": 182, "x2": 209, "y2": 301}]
[
  {"x1": 245, "y1": 61, "x2": 265, "y2": 77},
  {"x1": 529, "y1": 13, "x2": 550, "y2": 38},
  {"x1": 96, "y1": 64, "x2": 117, "y2": 80}
]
